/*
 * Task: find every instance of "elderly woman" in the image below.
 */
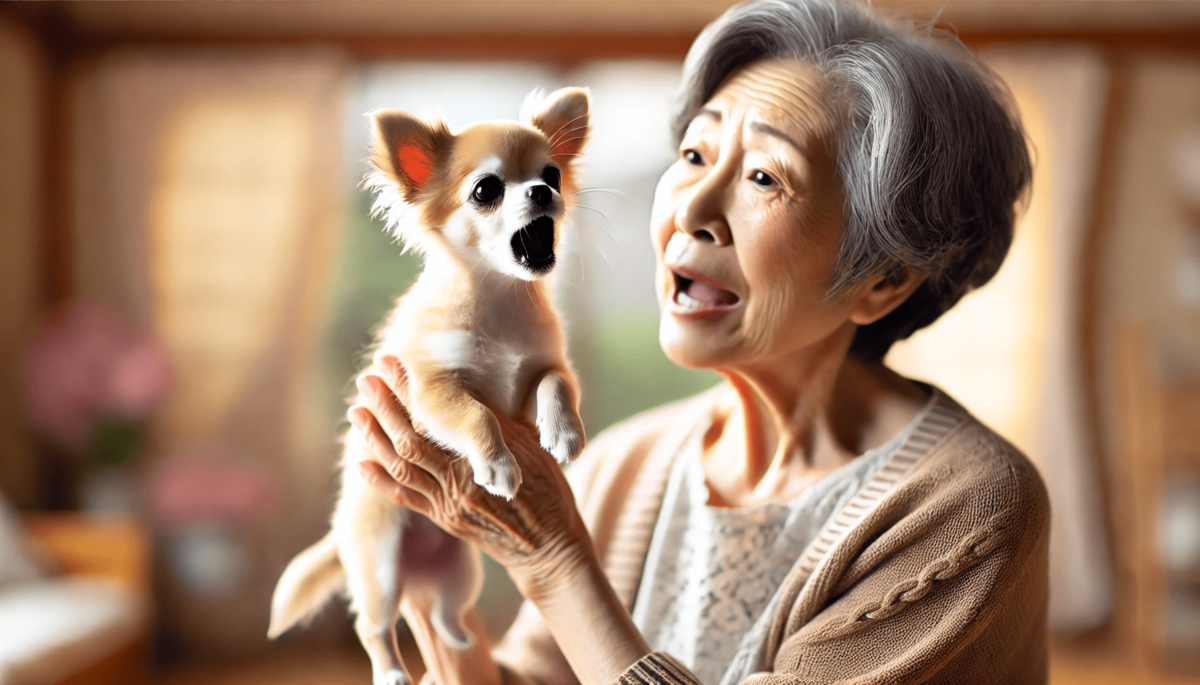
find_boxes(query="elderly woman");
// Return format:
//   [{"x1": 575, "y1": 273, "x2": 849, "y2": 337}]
[{"x1": 350, "y1": 0, "x2": 1047, "y2": 683}]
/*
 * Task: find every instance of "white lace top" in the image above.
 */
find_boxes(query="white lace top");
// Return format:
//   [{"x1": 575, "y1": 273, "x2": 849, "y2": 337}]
[{"x1": 630, "y1": 398, "x2": 934, "y2": 685}]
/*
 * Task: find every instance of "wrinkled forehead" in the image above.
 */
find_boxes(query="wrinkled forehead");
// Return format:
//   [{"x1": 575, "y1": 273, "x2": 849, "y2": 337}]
[
  {"x1": 453, "y1": 123, "x2": 550, "y2": 181},
  {"x1": 702, "y1": 59, "x2": 844, "y2": 151}
]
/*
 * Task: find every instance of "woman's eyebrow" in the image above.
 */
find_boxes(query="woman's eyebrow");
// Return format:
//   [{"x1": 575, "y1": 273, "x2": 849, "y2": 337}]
[
  {"x1": 748, "y1": 122, "x2": 803, "y2": 154},
  {"x1": 696, "y1": 107, "x2": 722, "y2": 123}
]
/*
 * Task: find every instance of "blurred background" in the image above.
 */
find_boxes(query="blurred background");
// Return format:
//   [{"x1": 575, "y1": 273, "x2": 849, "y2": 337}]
[{"x1": 0, "y1": 1, "x2": 1198, "y2": 684}]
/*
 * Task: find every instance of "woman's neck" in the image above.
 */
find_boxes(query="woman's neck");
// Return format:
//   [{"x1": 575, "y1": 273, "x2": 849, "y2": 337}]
[{"x1": 703, "y1": 329, "x2": 928, "y2": 508}]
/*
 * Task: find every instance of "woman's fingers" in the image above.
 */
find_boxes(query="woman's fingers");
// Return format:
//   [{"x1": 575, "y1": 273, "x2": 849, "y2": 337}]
[
  {"x1": 379, "y1": 355, "x2": 410, "y2": 404},
  {"x1": 349, "y1": 406, "x2": 442, "y2": 501},
  {"x1": 355, "y1": 374, "x2": 449, "y2": 482},
  {"x1": 357, "y1": 460, "x2": 433, "y2": 513}
]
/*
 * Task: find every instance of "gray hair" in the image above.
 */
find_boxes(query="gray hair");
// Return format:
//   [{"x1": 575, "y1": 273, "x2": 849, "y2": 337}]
[{"x1": 676, "y1": 0, "x2": 1032, "y2": 362}]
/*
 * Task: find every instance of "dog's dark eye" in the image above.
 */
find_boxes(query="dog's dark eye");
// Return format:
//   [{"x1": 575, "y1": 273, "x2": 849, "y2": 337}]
[
  {"x1": 542, "y1": 165, "x2": 561, "y2": 191},
  {"x1": 472, "y1": 176, "x2": 504, "y2": 204}
]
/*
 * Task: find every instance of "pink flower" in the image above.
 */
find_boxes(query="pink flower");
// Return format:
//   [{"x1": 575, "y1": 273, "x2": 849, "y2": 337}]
[
  {"x1": 108, "y1": 337, "x2": 174, "y2": 420},
  {"x1": 149, "y1": 449, "x2": 279, "y2": 528},
  {"x1": 22, "y1": 302, "x2": 174, "y2": 447}
]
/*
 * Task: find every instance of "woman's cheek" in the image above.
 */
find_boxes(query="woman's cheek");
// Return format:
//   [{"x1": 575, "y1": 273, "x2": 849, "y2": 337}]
[
  {"x1": 737, "y1": 217, "x2": 812, "y2": 356},
  {"x1": 649, "y1": 163, "x2": 685, "y2": 239}
]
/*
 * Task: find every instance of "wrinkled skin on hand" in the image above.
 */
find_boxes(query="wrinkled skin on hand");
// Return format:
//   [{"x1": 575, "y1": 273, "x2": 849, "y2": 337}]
[{"x1": 349, "y1": 356, "x2": 593, "y2": 601}]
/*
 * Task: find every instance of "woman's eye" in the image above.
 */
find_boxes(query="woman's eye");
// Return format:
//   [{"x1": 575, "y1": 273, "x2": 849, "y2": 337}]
[
  {"x1": 472, "y1": 176, "x2": 504, "y2": 204},
  {"x1": 683, "y1": 149, "x2": 703, "y2": 165},
  {"x1": 542, "y1": 165, "x2": 561, "y2": 190},
  {"x1": 750, "y1": 170, "x2": 777, "y2": 188}
]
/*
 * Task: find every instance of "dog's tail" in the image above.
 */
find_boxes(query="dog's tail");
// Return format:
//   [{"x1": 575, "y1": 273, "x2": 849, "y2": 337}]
[{"x1": 268, "y1": 531, "x2": 345, "y2": 639}]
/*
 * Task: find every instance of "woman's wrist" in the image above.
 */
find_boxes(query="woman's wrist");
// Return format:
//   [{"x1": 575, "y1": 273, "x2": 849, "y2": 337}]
[
  {"x1": 513, "y1": 536, "x2": 652, "y2": 685},
  {"x1": 508, "y1": 518, "x2": 596, "y2": 605}
]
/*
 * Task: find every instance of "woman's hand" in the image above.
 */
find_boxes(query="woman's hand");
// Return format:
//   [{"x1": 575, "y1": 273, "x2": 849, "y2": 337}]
[
  {"x1": 351, "y1": 357, "x2": 653, "y2": 685},
  {"x1": 347, "y1": 356, "x2": 594, "y2": 600}
]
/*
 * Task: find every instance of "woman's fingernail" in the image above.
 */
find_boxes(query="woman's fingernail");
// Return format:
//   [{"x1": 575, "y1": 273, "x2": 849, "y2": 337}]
[
  {"x1": 357, "y1": 461, "x2": 375, "y2": 481},
  {"x1": 382, "y1": 356, "x2": 401, "y2": 384},
  {"x1": 356, "y1": 374, "x2": 378, "y2": 402},
  {"x1": 348, "y1": 407, "x2": 367, "y2": 433}
]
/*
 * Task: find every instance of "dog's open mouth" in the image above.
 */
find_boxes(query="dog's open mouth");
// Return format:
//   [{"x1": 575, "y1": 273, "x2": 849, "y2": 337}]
[{"x1": 511, "y1": 216, "x2": 556, "y2": 274}]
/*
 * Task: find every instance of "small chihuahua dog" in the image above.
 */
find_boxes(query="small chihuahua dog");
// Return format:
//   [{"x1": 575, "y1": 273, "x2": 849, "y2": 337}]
[{"x1": 268, "y1": 87, "x2": 590, "y2": 685}]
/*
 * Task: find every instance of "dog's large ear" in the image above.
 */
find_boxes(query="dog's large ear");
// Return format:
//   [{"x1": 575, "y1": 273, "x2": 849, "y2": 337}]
[
  {"x1": 521, "y1": 87, "x2": 590, "y2": 162},
  {"x1": 370, "y1": 110, "x2": 454, "y2": 202}
]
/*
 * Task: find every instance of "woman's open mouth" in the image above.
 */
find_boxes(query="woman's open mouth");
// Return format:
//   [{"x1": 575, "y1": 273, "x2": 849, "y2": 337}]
[{"x1": 671, "y1": 268, "x2": 741, "y2": 316}]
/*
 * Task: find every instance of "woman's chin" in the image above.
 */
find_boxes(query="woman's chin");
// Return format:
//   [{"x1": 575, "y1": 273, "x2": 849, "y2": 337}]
[{"x1": 659, "y1": 318, "x2": 734, "y2": 370}]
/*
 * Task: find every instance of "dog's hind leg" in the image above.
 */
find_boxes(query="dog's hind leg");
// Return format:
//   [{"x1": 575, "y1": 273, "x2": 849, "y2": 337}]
[
  {"x1": 428, "y1": 539, "x2": 484, "y2": 651},
  {"x1": 335, "y1": 439, "x2": 415, "y2": 685}
]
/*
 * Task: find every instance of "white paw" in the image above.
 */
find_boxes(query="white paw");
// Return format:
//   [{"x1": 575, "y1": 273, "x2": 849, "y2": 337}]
[
  {"x1": 538, "y1": 411, "x2": 586, "y2": 464},
  {"x1": 472, "y1": 446, "x2": 522, "y2": 499},
  {"x1": 375, "y1": 669, "x2": 411, "y2": 685}
]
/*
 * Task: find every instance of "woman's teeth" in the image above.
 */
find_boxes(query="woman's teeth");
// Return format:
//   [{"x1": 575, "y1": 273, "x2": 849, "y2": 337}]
[
  {"x1": 675, "y1": 287, "x2": 707, "y2": 312},
  {"x1": 674, "y1": 278, "x2": 738, "y2": 311}
]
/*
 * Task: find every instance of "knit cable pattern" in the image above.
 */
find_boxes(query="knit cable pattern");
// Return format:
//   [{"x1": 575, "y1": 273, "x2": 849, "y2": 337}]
[{"x1": 815, "y1": 513, "x2": 1008, "y2": 640}]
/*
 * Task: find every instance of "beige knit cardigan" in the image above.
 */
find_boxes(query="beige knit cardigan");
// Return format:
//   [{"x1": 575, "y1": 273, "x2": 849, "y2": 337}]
[{"x1": 491, "y1": 387, "x2": 1050, "y2": 685}]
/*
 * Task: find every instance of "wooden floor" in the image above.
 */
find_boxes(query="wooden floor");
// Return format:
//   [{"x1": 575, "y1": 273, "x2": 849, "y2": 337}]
[
  {"x1": 153, "y1": 642, "x2": 423, "y2": 685},
  {"x1": 152, "y1": 645, "x2": 1200, "y2": 685}
]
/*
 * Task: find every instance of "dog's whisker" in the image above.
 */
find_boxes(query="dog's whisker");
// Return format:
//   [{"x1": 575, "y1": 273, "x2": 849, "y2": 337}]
[
  {"x1": 549, "y1": 123, "x2": 589, "y2": 148},
  {"x1": 549, "y1": 131, "x2": 589, "y2": 154},
  {"x1": 568, "y1": 188, "x2": 626, "y2": 200},
  {"x1": 566, "y1": 210, "x2": 618, "y2": 267},
  {"x1": 570, "y1": 211, "x2": 625, "y2": 262},
  {"x1": 551, "y1": 134, "x2": 588, "y2": 148},
  {"x1": 546, "y1": 114, "x2": 589, "y2": 147},
  {"x1": 525, "y1": 280, "x2": 544, "y2": 316},
  {"x1": 468, "y1": 244, "x2": 497, "y2": 276},
  {"x1": 546, "y1": 114, "x2": 588, "y2": 144},
  {"x1": 568, "y1": 205, "x2": 621, "y2": 244},
  {"x1": 551, "y1": 141, "x2": 586, "y2": 159}
]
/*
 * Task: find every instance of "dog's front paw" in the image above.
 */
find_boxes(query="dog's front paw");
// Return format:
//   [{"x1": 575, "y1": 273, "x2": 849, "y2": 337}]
[
  {"x1": 539, "y1": 411, "x2": 586, "y2": 465},
  {"x1": 375, "y1": 669, "x2": 411, "y2": 685},
  {"x1": 472, "y1": 446, "x2": 522, "y2": 500}
]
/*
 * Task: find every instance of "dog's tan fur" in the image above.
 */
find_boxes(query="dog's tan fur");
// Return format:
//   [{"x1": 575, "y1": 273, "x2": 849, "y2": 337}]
[{"x1": 269, "y1": 88, "x2": 590, "y2": 685}]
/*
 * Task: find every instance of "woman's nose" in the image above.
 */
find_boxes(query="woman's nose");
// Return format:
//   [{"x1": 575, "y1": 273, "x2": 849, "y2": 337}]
[{"x1": 674, "y1": 170, "x2": 731, "y2": 246}]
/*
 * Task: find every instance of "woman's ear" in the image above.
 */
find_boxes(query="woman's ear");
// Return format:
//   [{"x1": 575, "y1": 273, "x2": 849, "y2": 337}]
[
  {"x1": 848, "y1": 267, "x2": 926, "y2": 326},
  {"x1": 370, "y1": 110, "x2": 454, "y2": 202},
  {"x1": 521, "y1": 87, "x2": 591, "y2": 161}
]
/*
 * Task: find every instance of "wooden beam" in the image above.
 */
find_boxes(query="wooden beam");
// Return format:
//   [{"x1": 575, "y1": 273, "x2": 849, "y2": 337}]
[{"x1": 1080, "y1": 51, "x2": 1131, "y2": 649}]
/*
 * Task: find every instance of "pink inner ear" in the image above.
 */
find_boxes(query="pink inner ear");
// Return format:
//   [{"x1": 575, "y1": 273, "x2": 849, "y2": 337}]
[{"x1": 397, "y1": 141, "x2": 434, "y2": 189}]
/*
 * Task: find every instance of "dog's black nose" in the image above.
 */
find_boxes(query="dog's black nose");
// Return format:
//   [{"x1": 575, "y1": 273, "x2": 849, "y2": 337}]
[{"x1": 527, "y1": 184, "x2": 552, "y2": 208}]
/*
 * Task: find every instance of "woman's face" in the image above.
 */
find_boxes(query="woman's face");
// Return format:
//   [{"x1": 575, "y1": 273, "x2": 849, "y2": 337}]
[{"x1": 652, "y1": 59, "x2": 856, "y2": 371}]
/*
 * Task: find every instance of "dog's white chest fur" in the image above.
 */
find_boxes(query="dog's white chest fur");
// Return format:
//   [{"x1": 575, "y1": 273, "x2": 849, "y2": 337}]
[
  {"x1": 417, "y1": 326, "x2": 541, "y2": 417},
  {"x1": 379, "y1": 266, "x2": 563, "y2": 422}
]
